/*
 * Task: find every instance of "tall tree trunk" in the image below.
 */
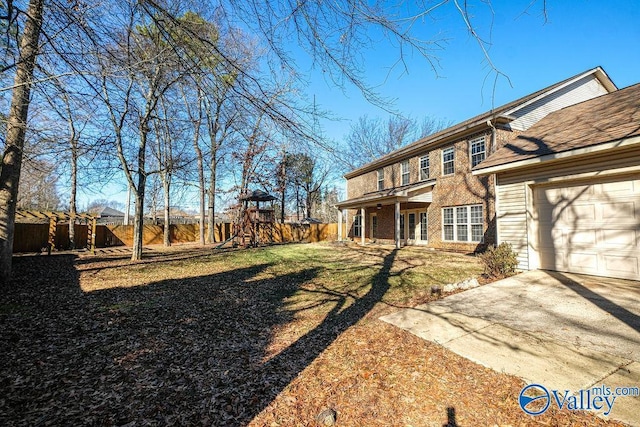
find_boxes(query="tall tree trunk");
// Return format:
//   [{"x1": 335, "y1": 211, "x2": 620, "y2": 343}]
[
  {"x1": 67, "y1": 94, "x2": 78, "y2": 250},
  {"x1": 207, "y1": 149, "x2": 216, "y2": 244},
  {"x1": 279, "y1": 155, "x2": 285, "y2": 224},
  {"x1": 132, "y1": 191, "x2": 144, "y2": 260},
  {"x1": 280, "y1": 187, "x2": 285, "y2": 224},
  {"x1": 196, "y1": 154, "x2": 205, "y2": 244},
  {"x1": 180, "y1": 86, "x2": 206, "y2": 244},
  {"x1": 305, "y1": 188, "x2": 312, "y2": 219},
  {"x1": 163, "y1": 176, "x2": 171, "y2": 246},
  {"x1": 0, "y1": 0, "x2": 44, "y2": 283},
  {"x1": 296, "y1": 186, "x2": 301, "y2": 222},
  {"x1": 132, "y1": 127, "x2": 147, "y2": 261},
  {"x1": 69, "y1": 139, "x2": 77, "y2": 249},
  {"x1": 193, "y1": 114, "x2": 205, "y2": 245}
]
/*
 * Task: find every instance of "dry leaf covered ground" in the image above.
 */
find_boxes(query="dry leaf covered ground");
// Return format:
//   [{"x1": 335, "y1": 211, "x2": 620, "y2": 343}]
[{"x1": 0, "y1": 243, "x2": 624, "y2": 426}]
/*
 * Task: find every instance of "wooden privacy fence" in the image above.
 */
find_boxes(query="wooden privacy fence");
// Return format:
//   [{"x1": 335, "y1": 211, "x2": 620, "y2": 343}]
[{"x1": 13, "y1": 222, "x2": 348, "y2": 252}]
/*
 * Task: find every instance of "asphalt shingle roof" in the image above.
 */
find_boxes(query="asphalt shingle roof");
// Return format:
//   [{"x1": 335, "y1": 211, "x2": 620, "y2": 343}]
[
  {"x1": 344, "y1": 67, "x2": 615, "y2": 179},
  {"x1": 476, "y1": 82, "x2": 640, "y2": 170}
]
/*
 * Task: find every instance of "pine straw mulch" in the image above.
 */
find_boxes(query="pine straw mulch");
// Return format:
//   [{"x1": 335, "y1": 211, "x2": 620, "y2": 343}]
[{"x1": 0, "y1": 243, "x2": 625, "y2": 427}]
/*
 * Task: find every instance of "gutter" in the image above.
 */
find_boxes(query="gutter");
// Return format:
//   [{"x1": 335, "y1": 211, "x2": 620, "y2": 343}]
[
  {"x1": 472, "y1": 135, "x2": 640, "y2": 176},
  {"x1": 344, "y1": 115, "x2": 513, "y2": 179}
]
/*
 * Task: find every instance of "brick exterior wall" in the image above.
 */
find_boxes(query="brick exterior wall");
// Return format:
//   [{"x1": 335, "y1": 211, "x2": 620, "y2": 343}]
[{"x1": 344, "y1": 128, "x2": 520, "y2": 252}]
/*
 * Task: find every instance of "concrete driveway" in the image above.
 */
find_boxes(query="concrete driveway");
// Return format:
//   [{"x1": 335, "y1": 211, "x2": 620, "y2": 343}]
[{"x1": 380, "y1": 270, "x2": 640, "y2": 426}]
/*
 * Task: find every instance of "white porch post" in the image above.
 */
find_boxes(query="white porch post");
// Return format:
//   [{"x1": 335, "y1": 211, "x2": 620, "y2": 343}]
[
  {"x1": 360, "y1": 206, "x2": 365, "y2": 245},
  {"x1": 337, "y1": 209, "x2": 343, "y2": 241},
  {"x1": 395, "y1": 201, "x2": 401, "y2": 249}
]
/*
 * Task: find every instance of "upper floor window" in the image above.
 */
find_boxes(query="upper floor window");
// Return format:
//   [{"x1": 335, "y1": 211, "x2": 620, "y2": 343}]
[
  {"x1": 470, "y1": 137, "x2": 486, "y2": 167},
  {"x1": 442, "y1": 147, "x2": 455, "y2": 175},
  {"x1": 419, "y1": 155, "x2": 430, "y2": 180},
  {"x1": 401, "y1": 160, "x2": 410, "y2": 185},
  {"x1": 377, "y1": 168, "x2": 384, "y2": 191}
]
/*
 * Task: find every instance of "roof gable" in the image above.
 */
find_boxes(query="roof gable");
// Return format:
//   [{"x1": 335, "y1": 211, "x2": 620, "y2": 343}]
[
  {"x1": 475, "y1": 82, "x2": 640, "y2": 172},
  {"x1": 504, "y1": 69, "x2": 613, "y2": 131}
]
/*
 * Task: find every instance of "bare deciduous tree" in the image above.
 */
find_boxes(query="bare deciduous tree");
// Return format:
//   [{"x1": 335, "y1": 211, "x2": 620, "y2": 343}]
[
  {"x1": 0, "y1": 0, "x2": 44, "y2": 283},
  {"x1": 342, "y1": 115, "x2": 451, "y2": 171}
]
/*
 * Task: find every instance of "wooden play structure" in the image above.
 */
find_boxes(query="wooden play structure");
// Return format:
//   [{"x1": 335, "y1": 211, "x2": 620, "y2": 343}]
[{"x1": 218, "y1": 189, "x2": 276, "y2": 248}]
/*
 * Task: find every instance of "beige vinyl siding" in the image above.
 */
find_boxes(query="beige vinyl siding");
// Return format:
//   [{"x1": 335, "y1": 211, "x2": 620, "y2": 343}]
[
  {"x1": 507, "y1": 75, "x2": 609, "y2": 131},
  {"x1": 496, "y1": 180, "x2": 529, "y2": 270},
  {"x1": 498, "y1": 145, "x2": 640, "y2": 185}
]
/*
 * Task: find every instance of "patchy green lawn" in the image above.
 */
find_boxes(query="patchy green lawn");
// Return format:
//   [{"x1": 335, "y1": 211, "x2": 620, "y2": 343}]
[{"x1": 0, "y1": 243, "x2": 621, "y2": 426}]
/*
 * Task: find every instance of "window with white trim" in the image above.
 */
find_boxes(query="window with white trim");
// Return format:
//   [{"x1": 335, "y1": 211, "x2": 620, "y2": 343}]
[
  {"x1": 377, "y1": 168, "x2": 384, "y2": 191},
  {"x1": 442, "y1": 205, "x2": 483, "y2": 242},
  {"x1": 420, "y1": 212, "x2": 428, "y2": 241},
  {"x1": 419, "y1": 155, "x2": 430, "y2": 180},
  {"x1": 408, "y1": 213, "x2": 416, "y2": 240},
  {"x1": 470, "y1": 137, "x2": 486, "y2": 167},
  {"x1": 399, "y1": 213, "x2": 405, "y2": 240},
  {"x1": 442, "y1": 147, "x2": 455, "y2": 175},
  {"x1": 371, "y1": 214, "x2": 378, "y2": 238},
  {"x1": 470, "y1": 205, "x2": 483, "y2": 241},
  {"x1": 443, "y1": 208, "x2": 454, "y2": 241},
  {"x1": 456, "y1": 207, "x2": 468, "y2": 241},
  {"x1": 353, "y1": 215, "x2": 362, "y2": 237},
  {"x1": 401, "y1": 160, "x2": 410, "y2": 185}
]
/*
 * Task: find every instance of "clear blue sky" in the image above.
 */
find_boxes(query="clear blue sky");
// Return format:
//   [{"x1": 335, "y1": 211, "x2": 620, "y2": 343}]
[
  {"x1": 80, "y1": 0, "x2": 640, "y2": 210},
  {"x1": 308, "y1": 0, "x2": 640, "y2": 143}
]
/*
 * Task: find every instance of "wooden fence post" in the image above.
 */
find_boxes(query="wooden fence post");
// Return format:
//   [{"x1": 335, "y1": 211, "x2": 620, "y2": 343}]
[
  {"x1": 47, "y1": 217, "x2": 57, "y2": 255},
  {"x1": 87, "y1": 218, "x2": 97, "y2": 255}
]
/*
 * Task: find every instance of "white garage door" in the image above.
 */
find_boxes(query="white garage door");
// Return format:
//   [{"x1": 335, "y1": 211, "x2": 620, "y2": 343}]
[{"x1": 536, "y1": 176, "x2": 640, "y2": 280}]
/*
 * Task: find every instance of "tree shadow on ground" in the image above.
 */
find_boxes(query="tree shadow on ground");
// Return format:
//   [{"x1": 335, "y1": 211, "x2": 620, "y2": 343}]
[
  {"x1": 1, "y1": 248, "x2": 397, "y2": 425},
  {"x1": 552, "y1": 271, "x2": 640, "y2": 332}
]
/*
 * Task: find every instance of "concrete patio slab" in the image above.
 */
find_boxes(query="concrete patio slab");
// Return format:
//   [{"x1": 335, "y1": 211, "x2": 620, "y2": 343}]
[
  {"x1": 445, "y1": 323, "x2": 628, "y2": 392},
  {"x1": 380, "y1": 270, "x2": 640, "y2": 426},
  {"x1": 379, "y1": 307, "x2": 493, "y2": 344}
]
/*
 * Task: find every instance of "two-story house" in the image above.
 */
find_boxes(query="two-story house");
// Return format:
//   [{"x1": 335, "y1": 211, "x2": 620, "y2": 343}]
[{"x1": 336, "y1": 67, "x2": 618, "y2": 254}]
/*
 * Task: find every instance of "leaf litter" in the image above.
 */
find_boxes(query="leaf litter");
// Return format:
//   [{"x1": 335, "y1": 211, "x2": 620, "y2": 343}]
[{"x1": 0, "y1": 243, "x2": 623, "y2": 426}]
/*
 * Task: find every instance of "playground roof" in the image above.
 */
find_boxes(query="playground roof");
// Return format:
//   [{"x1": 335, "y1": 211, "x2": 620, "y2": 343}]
[{"x1": 241, "y1": 190, "x2": 277, "y2": 202}]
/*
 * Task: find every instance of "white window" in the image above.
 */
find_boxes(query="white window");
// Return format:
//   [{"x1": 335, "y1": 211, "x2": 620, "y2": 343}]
[
  {"x1": 443, "y1": 208, "x2": 454, "y2": 241},
  {"x1": 420, "y1": 212, "x2": 428, "y2": 241},
  {"x1": 408, "y1": 213, "x2": 416, "y2": 240},
  {"x1": 470, "y1": 137, "x2": 486, "y2": 167},
  {"x1": 456, "y1": 207, "x2": 468, "y2": 241},
  {"x1": 470, "y1": 205, "x2": 483, "y2": 241},
  {"x1": 442, "y1": 205, "x2": 483, "y2": 242},
  {"x1": 353, "y1": 215, "x2": 362, "y2": 237},
  {"x1": 377, "y1": 169, "x2": 384, "y2": 191},
  {"x1": 401, "y1": 160, "x2": 410, "y2": 185},
  {"x1": 399, "y1": 213, "x2": 405, "y2": 239},
  {"x1": 419, "y1": 155, "x2": 430, "y2": 180},
  {"x1": 442, "y1": 147, "x2": 455, "y2": 175}
]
